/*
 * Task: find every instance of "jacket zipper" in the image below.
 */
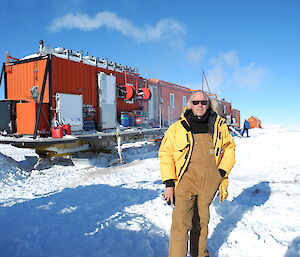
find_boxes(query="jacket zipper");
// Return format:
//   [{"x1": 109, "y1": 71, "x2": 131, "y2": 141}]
[
  {"x1": 177, "y1": 133, "x2": 192, "y2": 180},
  {"x1": 214, "y1": 117, "x2": 222, "y2": 148}
]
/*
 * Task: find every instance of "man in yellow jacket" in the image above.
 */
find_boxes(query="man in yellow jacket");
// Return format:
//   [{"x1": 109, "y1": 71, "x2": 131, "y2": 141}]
[{"x1": 159, "y1": 91, "x2": 236, "y2": 257}]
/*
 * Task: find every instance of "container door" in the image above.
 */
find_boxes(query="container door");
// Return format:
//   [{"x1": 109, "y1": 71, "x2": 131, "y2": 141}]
[
  {"x1": 0, "y1": 101, "x2": 11, "y2": 133},
  {"x1": 97, "y1": 72, "x2": 117, "y2": 129},
  {"x1": 56, "y1": 93, "x2": 83, "y2": 132},
  {"x1": 148, "y1": 85, "x2": 159, "y2": 126}
]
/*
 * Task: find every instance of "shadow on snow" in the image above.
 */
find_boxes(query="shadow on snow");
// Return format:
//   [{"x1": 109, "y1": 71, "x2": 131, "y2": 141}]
[
  {"x1": 0, "y1": 184, "x2": 168, "y2": 257},
  {"x1": 209, "y1": 181, "x2": 271, "y2": 256},
  {"x1": 284, "y1": 236, "x2": 300, "y2": 257}
]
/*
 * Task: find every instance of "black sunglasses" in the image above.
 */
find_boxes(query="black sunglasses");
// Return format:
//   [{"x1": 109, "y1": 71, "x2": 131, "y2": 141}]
[{"x1": 192, "y1": 100, "x2": 208, "y2": 106}]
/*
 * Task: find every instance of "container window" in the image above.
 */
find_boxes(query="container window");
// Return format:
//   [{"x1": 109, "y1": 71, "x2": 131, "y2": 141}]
[
  {"x1": 182, "y1": 96, "x2": 186, "y2": 108},
  {"x1": 170, "y1": 93, "x2": 175, "y2": 108}
]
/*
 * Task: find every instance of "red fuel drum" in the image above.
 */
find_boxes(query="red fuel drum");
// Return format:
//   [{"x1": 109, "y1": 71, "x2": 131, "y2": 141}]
[
  {"x1": 62, "y1": 124, "x2": 71, "y2": 135},
  {"x1": 52, "y1": 126, "x2": 64, "y2": 138}
]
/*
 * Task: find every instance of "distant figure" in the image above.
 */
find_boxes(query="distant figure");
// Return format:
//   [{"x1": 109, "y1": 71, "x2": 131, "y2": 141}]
[{"x1": 242, "y1": 119, "x2": 250, "y2": 137}]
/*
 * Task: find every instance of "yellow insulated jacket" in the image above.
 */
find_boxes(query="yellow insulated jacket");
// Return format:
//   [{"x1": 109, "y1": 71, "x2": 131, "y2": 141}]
[{"x1": 159, "y1": 110, "x2": 236, "y2": 202}]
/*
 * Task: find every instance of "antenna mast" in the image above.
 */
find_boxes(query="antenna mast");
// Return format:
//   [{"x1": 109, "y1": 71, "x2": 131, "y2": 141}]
[{"x1": 202, "y1": 70, "x2": 211, "y2": 93}]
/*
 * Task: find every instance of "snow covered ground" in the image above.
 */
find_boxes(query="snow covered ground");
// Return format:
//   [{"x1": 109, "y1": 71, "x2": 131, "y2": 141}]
[{"x1": 0, "y1": 125, "x2": 299, "y2": 257}]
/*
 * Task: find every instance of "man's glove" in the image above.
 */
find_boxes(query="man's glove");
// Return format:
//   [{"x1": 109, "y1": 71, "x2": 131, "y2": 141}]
[{"x1": 165, "y1": 179, "x2": 175, "y2": 187}]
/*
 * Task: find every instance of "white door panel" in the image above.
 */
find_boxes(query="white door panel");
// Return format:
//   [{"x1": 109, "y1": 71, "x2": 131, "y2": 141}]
[
  {"x1": 97, "y1": 72, "x2": 117, "y2": 129},
  {"x1": 56, "y1": 93, "x2": 83, "y2": 132}
]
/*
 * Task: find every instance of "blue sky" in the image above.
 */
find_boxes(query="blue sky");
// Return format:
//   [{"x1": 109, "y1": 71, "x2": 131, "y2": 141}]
[{"x1": 1, "y1": 0, "x2": 299, "y2": 125}]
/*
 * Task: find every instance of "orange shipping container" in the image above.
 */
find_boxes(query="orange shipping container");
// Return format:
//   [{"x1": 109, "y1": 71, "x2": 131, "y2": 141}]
[{"x1": 5, "y1": 55, "x2": 145, "y2": 134}]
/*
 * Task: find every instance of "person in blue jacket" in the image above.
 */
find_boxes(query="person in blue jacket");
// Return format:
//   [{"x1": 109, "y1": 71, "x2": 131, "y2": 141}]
[{"x1": 242, "y1": 119, "x2": 250, "y2": 137}]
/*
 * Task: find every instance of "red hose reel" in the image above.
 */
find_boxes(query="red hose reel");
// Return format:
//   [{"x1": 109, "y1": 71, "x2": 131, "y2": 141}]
[
  {"x1": 121, "y1": 85, "x2": 151, "y2": 101},
  {"x1": 137, "y1": 88, "x2": 151, "y2": 100},
  {"x1": 124, "y1": 85, "x2": 135, "y2": 100}
]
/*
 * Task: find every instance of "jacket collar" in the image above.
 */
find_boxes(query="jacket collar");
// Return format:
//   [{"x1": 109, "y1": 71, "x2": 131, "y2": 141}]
[
  {"x1": 179, "y1": 108, "x2": 217, "y2": 134},
  {"x1": 179, "y1": 108, "x2": 191, "y2": 132}
]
